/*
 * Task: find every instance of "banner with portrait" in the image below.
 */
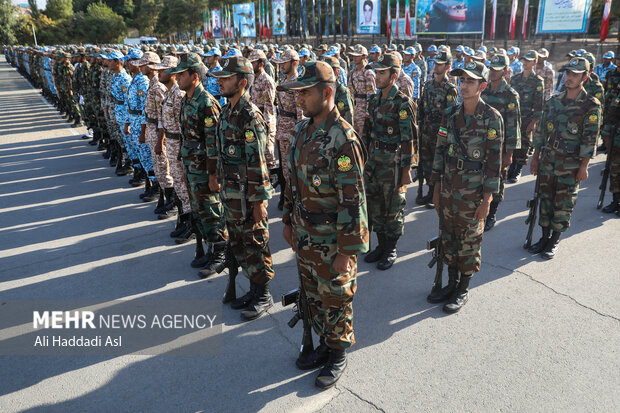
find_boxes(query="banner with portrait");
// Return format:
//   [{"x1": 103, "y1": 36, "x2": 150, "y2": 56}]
[
  {"x1": 536, "y1": 0, "x2": 592, "y2": 33},
  {"x1": 272, "y1": 0, "x2": 287, "y2": 35},
  {"x1": 415, "y1": 0, "x2": 485, "y2": 34},
  {"x1": 212, "y1": 9, "x2": 223, "y2": 37},
  {"x1": 233, "y1": 3, "x2": 256, "y2": 38},
  {"x1": 357, "y1": 0, "x2": 381, "y2": 34}
]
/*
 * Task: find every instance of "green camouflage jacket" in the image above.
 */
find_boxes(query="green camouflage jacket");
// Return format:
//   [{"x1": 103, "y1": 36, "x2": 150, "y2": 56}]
[
  {"x1": 510, "y1": 71, "x2": 544, "y2": 123},
  {"x1": 419, "y1": 77, "x2": 458, "y2": 137},
  {"x1": 481, "y1": 78, "x2": 521, "y2": 151}
]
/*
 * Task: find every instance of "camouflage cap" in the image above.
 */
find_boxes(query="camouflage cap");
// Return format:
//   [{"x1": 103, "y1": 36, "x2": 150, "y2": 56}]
[
  {"x1": 165, "y1": 52, "x2": 203, "y2": 74},
  {"x1": 320, "y1": 55, "x2": 341, "y2": 70},
  {"x1": 368, "y1": 52, "x2": 402, "y2": 70},
  {"x1": 209, "y1": 56, "x2": 254, "y2": 78},
  {"x1": 538, "y1": 48, "x2": 549, "y2": 58},
  {"x1": 136, "y1": 51, "x2": 160, "y2": 66},
  {"x1": 316, "y1": 44, "x2": 328, "y2": 52},
  {"x1": 348, "y1": 44, "x2": 368, "y2": 56},
  {"x1": 489, "y1": 53, "x2": 509, "y2": 69},
  {"x1": 562, "y1": 57, "x2": 590, "y2": 73},
  {"x1": 276, "y1": 61, "x2": 336, "y2": 91},
  {"x1": 450, "y1": 60, "x2": 489, "y2": 81},
  {"x1": 433, "y1": 49, "x2": 452, "y2": 64},
  {"x1": 520, "y1": 50, "x2": 538, "y2": 61},
  {"x1": 247, "y1": 49, "x2": 266, "y2": 62},
  {"x1": 148, "y1": 55, "x2": 179, "y2": 70},
  {"x1": 582, "y1": 52, "x2": 595, "y2": 67},
  {"x1": 272, "y1": 48, "x2": 299, "y2": 63}
]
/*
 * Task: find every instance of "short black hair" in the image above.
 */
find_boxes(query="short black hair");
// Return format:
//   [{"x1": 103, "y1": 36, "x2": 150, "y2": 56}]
[
  {"x1": 236, "y1": 72, "x2": 255, "y2": 89},
  {"x1": 364, "y1": 0, "x2": 373, "y2": 10}
]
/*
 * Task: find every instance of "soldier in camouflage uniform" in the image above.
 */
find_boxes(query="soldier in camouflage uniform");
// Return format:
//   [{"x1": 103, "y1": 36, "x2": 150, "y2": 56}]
[
  {"x1": 429, "y1": 61, "x2": 504, "y2": 313},
  {"x1": 280, "y1": 61, "x2": 369, "y2": 390},
  {"x1": 348, "y1": 45, "x2": 376, "y2": 137},
  {"x1": 362, "y1": 54, "x2": 418, "y2": 270},
  {"x1": 528, "y1": 57, "x2": 601, "y2": 259},
  {"x1": 481, "y1": 53, "x2": 521, "y2": 231},
  {"x1": 320, "y1": 55, "x2": 354, "y2": 125},
  {"x1": 109, "y1": 50, "x2": 134, "y2": 175},
  {"x1": 582, "y1": 53, "x2": 605, "y2": 103},
  {"x1": 86, "y1": 51, "x2": 106, "y2": 148},
  {"x1": 211, "y1": 57, "x2": 275, "y2": 321},
  {"x1": 508, "y1": 50, "x2": 545, "y2": 183},
  {"x1": 417, "y1": 50, "x2": 458, "y2": 207},
  {"x1": 73, "y1": 49, "x2": 90, "y2": 132},
  {"x1": 59, "y1": 52, "x2": 81, "y2": 126},
  {"x1": 536, "y1": 48, "x2": 555, "y2": 101},
  {"x1": 600, "y1": 58, "x2": 620, "y2": 215}
]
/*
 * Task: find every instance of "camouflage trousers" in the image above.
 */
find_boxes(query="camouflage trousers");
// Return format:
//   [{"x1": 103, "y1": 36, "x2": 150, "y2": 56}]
[
  {"x1": 513, "y1": 126, "x2": 533, "y2": 166},
  {"x1": 222, "y1": 197, "x2": 274, "y2": 285},
  {"x1": 181, "y1": 147, "x2": 228, "y2": 243},
  {"x1": 608, "y1": 130, "x2": 620, "y2": 194},
  {"x1": 295, "y1": 235, "x2": 357, "y2": 350},
  {"x1": 537, "y1": 150, "x2": 580, "y2": 233},
  {"x1": 277, "y1": 138, "x2": 291, "y2": 182},
  {"x1": 365, "y1": 179, "x2": 407, "y2": 238},
  {"x1": 353, "y1": 99, "x2": 368, "y2": 137},
  {"x1": 439, "y1": 178, "x2": 486, "y2": 275},
  {"x1": 129, "y1": 116, "x2": 155, "y2": 179},
  {"x1": 120, "y1": 124, "x2": 140, "y2": 168},
  {"x1": 106, "y1": 109, "x2": 128, "y2": 161},
  {"x1": 265, "y1": 120, "x2": 277, "y2": 170},
  {"x1": 419, "y1": 128, "x2": 439, "y2": 184},
  {"x1": 166, "y1": 138, "x2": 191, "y2": 214},
  {"x1": 146, "y1": 124, "x2": 173, "y2": 189},
  {"x1": 492, "y1": 165, "x2": 509, "y2": 203}
]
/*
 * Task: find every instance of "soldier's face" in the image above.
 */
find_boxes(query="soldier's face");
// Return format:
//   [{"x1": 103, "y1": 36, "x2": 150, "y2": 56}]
[
  {"x1": 369, "y1": 52, "x2": 379, "y2": 62},
  {"x1": 522, "y1": 59, "x2": 536, "y2": 72},
  {"x1": 459, "y1": 75, "x2": 486, "y2": 99},
  {"x1": 297, "y1": 85, "x2": 327, "y2": 117},
  {"x1": 489, "y1": 68, "x2": 505, "y2": 82},
  {"x1": 374, "y1": 68, "x2": 394, "y2": 90},
  {"x1": 177, "y1": 70, "x2": 194, "y2": 91},
  {"x1": 353, "y1": 55, "x2": 364, "y2": 65},
  {"x1": 218, "y1": 74, "x2": 242, "y2": 98},
  {"x1": 433, "y1": 63, "x2": 448, "y2": 76},
  {"x1": 158, "y1": 71, "x2": 171, "y2": 83},
  {"x1": 281, "y1": 61, "x2": 292, "y2": 74},
  {"x1": 563, "y1": 70, "x2": 587, "y2": 89},
  {"x1": 403, "y1": 54, "x2": 412, "y2": 64}
]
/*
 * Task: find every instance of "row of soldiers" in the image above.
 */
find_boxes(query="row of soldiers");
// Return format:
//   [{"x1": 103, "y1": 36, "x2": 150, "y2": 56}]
[{"x1": 4, "y1": 41, "x2": 619, "y2": 390}]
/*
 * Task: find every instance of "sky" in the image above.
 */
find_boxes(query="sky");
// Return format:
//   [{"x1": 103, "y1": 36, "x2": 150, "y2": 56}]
[{"x1": 12, "y1": 0, "x2": 47, "y2": 9}]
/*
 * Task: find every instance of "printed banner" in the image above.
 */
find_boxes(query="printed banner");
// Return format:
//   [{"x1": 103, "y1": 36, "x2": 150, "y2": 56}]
[
  {"x1": 415, "y1": 0, "x2": 485, "y2": 34},
  {"x1": 391, "y1": 17, "x2": 416, "y2": 37},
  {"x1": 357, "y1": 0, "x2": 381, "y2": 34},
  {"x1": 272, "y1": 0, "x2": 287, "y2": 35},
  {"x1": 536, "y1": 0, "x2": 592, "y2": 34},
  {"x1": 212, "y1": 9, "x2": 223, "y2": 38},
  {"x1": 233, "y1": 3, "x2": 256, "y2": 38}
]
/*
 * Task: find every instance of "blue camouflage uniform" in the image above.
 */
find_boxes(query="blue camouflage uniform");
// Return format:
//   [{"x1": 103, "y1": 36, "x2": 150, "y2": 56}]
[
  {"x1": 594, "y1": 63, "x2": 616, "y2": 82},
  {"x1": 126, "y1": 71, "x2": 153, "y2": 176},
  {"x1": 204, "y1": 63, "x2": 226, "y2": 107},
  {"x1": 402, "y1": 61, "x2": 421, "y2": 99},
  {"x1": 111, "y1": 69, "x2": 134, "y2": 162}
]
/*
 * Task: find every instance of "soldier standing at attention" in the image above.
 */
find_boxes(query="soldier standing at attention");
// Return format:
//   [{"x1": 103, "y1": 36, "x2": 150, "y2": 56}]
[
  {"x1": 429, "y1": 61, "x2": 504, "y2": 313},
  {"x1": 273, "y1": 49, "x2": 304, "y2": 210},
  {"x1": 280, "y1": 61, "x2": 368, "y2": 390},
  {"x1": 401, "y1": 46, "x2": 421, "y2": 101},
  {"x1": 109, "y1": 50, "x2": 134, "y2": 176},
  {"x1": 481, "y1": 53, "x2": 521, "y2": 231},
  {"x1": 321, "y1": 55, "x2": 355, "y2": 126},
  {"x1": 362, "y1": 53, "x2": 417, "y2": 271},
  {"x1": 600, "y1": 56, "x2": 620, "y2": 215},
  {"x1": 348, "y1": 45, "x2": 376, "y2": 137},
  {"x1": 417, "y1": 49, "x2": 458, "y2": 207},
  {"x1": 536, "y1": 48, "x2": 555, "y2": 101},
  {"x1": 202, "y1": 47, "x2": 226, "y2": 107},
  {"x1": 211, "y1": 57, "x2": 275, "y2": 321},
  {"x1": 508, "y1": 50, "x2": 544, "y2": 183},
  {"x1": 528, "y1": 57, "x2": 601, "y2": 258}
]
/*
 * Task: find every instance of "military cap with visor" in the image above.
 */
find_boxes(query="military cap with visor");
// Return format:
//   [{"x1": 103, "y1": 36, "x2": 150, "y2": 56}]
[
  {"x1": 275, "y1": 61, "x2": 336, "y2": 91},
  {"x1": 209, "y1": 56, "x2": 254, "y2": 78},
  {"x1": 450, "y1": 60, "x2": 489, "y2": 81}
]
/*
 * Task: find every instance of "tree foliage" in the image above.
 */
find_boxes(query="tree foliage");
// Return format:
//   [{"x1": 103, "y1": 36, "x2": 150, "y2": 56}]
[
  {"x1": 83, "y1": 1, "x2": 127, "y2": 43},
  {"x1": 45, "y1": 0, "x2": 74, "y2": 21},
  {"x1": 0, "y1": 0, "x2": 18, "y2": 44}
]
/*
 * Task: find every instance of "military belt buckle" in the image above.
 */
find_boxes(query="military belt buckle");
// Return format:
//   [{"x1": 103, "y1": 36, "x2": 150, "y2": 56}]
[
  {"x1": 374, "y1": 141, "x2": 380, "y2": 150},
  {"x1": 552, "y1": 140, "x2": 560, "y2": 150},
  {"x1": 456, "y1": 158, "x2": 464, "y2": 170}
]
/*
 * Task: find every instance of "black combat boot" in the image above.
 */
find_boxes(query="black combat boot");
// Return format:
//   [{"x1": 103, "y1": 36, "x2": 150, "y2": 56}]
[
  {"x1": 153, "y1": 190, "x2": 165, "y2": 214},
  {"x1": 427, "y1": 266, "x2": 460, "y2": 303},
  {"x1": 541, "y1": 231, "x2": 561, "y2": 260},
  {"x1": 89, "y1": 131, "x2": 99, "y2": 146},
  {"x1": 484, "y1": 200, "x2": 499, "y2": 231},
  {"x1": 97, "y1": 135, "x2": 107, "y2": 151},
  {"x1": 240, "y1": 281, "x2": 274, "y2": 321},
  {"x1": 169, "y1": 212, "x2": 186, "y2": 238},
  {"x1": 109, "y1": 144, "x2": 118, "y2": 166},
  {"x1": 443, "y1": 274, "x2": 472, "y2": 314},
  {"x1": 364, "y1": 232, "x2": 384, "y2": 263},
  {"x1": 72, "y1": 117, "x2": 81, "y2": 128},
  {"x1": 528, "y1": 226, "x2": 551, "y2": 254},
  {"x1": 377, "y1": 237, "x2": 398, "y2": 270},
  {"x1": 230, "y1": 282, "x2": 256, "y2": 309},
  {"x1": 508, "y1": 164, "x2": 523, "y2": 183},
  {"x1": 602, "y1": 193, "x2": 620, "y2": 213},
  {"x1": 142, "y1": 181, "x2": 160, "y2": 202},
  {"x1": 138, "y1": 178, "x2": 151, "y2": 200},
  {"x1": 116, "y1": 159, "x2": 133, "y2": 176},
  {"x1": 198, "y1": 241, "x2": 227, "y2": 278},
  {"x1": 192, "y1": 242, "x2": 212, "y2": 269},
  {"x1": 175, "y1": 215, "x2": 196, "y2": 244},
  {"x1": 315, "y1": 349, "x2": 347, "y2": 390},
  {"x1": 277, "y1": 180, "x2": 287, "y2": 211},
  {"x1": 297, "y1": 336, "x2": 331, "y2": 370},
  {"x1": 130, "y1": 168, "x2": 146, "y2": 187},
  {"x1": 159, "y1": 188, "x2": 178, "y2": 219},
  {"x1": 424, "y1": 184, "x2": 435, "y2": 209},
  {"x1": 415, "y1": 179, "x2": 425, "y2": 205}
]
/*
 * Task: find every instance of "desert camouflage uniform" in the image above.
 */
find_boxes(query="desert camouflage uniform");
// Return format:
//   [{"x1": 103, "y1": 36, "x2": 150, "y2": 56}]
[
  {"x1": 536, "y1": 63, "x2": 555, "y2": 101},
  {"x1": 250, "y1": 69, "x2": 277, "y2": 169},
  {"x1": 349, "y1": 64, "x2": 376, "y2": 137},
  {"x1": 144, "y1": 75, "x2": 173, "y2": 188},
  {"x1": 276, "y1": 75, "x2": 304, "y2": 181},
  {"x1": 395, "y1": 69, "x2": 415, "y2": 99}
]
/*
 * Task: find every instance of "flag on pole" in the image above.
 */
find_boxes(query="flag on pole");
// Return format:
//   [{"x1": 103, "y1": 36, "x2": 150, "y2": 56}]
[
  {"x1": 395, "y1": 0, "x2": 399, "y2": 39},
  {"x1": 340, "y1": 0, "x2": 343, "y2": 37},
  {"x1": 405, "y1": 0, "x2": 411, "y2": 37},
  {"x1": 601, "y1": 0, "x2": 612, "y2": 41},
  {"x1": 522, "y1": 0, "x2": 529, "y2": 40},
  {"x1": 331, "y1": 0, "x2": 335, "y2": 37},
  {"x1": 266, "y1": 1, "x2": 271, "y2": 39},
  {"x1": 387, "y1": 0, "x2": 391, "y2": 41},
  {"x1": 490, "y1": 0, "x2": 497, "y2": 40},
  {"x1": 348, "y1": 0, "x2": 352, "y2": 36},
  {"x1": 509, "y1": 0, "x2": 518, "y2": 41},
  {"x1": 324, "y1": 0, "x2": 329, "y2": 36}
]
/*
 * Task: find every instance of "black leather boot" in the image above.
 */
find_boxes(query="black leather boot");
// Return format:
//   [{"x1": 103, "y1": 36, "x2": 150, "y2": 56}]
[
  {"x1": 424, "y1": 184, "x2": 435, "y2": 209},
  {"x1": 241, "y1": 281, "x2": 273, "y2": 321},
  {"x1": 97, "y1": 135, "x2": 107, "y2": 151},
  {"x1": 484, "y1": 200, "x2": 499, "y2": 231},
  {"x1": 172, "y1": 213, "x2": 191, "y2": 240},
  {"x1": 528, "y1": 226, "x2": 551, "y2": 254},
  {"x1": 427, "y1": 266, "x2": 460, "y2": 303},
  {"x1": 315, "y1": 349, "x2": 347, "y2": 390},
  {"x1": 541, "y1": 231, "x2": 561, "y2": 260},
  {"x1": 130, "y1": 167, "x2": 145, "y2": 187},
  {"x1": 109, "y1": 144, "x2": 118, "y2": 166},
  {"x1": 116, "y1": 159, "x2": 133, "y2": 176},
  {"x1": 377, "y1": 237, "x2": 397, "y2": 270},
  {"x1": 508, "y1": 164, "x2": 523, "y2": 183},
  {"x1": 159, "y1": 188, "x2": 178, "y2": 220},
  {"x1": 138, "y1": 178, "x2": 151, "y2": 199},
  {"x1": 174, "y1": 217, "x2": 196, "y2": 244},
  {"x1": 602, "y1": 193, "x2": 620, "y2": 213},
  {"x1": 153, "y1": 190, "x2": 166, "y2": 214},
  {"x1": 230, "y1": 282, "x2": 256, "y2": 310},
  {"x1": 142, "y1": 181, "x2": 160, "y2": 202},
  {"x1": 415, "y1": 179, "x2": 425, "y2": 205},
  {"x1": 198, "y1": 241, "x2": 226, "y2": 278},
  {"x1": 297, "y1": 336, "x2": 331, "y2": 370},
  {"x1": 72, "y1": 117, "x2": 81, "y2": 127},
  {"x1": 443, "y1": 274, "x2": 472, "y2": 314},
  {"x1": 364, "y1": 232, "x2": 384, "y2": 263}
]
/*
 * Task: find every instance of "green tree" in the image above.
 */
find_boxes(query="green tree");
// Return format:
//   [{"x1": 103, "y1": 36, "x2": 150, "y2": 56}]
[
  {"x1": 135, "y1": 0, "x2": 162, "y2": 35},
  {"x1": 45, "y1": 0, "x2": 74, "y2": 20},
  {"x1": 0, "y1": 0, "x2": 17, "y2": 44},
  {"x1": 83, "y1": 1, "x2": 127, "y2": 43}
]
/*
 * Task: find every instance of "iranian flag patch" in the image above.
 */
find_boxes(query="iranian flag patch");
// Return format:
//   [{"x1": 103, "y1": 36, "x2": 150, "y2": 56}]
[{"x1": 438, "y1": 127, "x2": 448, "y2": 137}]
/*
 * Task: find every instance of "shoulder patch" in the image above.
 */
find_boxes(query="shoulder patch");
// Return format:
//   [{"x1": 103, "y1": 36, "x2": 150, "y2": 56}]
[
  {"x1": 508, "y1": 102, "x2": 515, "y2": 110},
  {"x1": 438, "y1": 126, "x2": 448, "y2": 137},
  {"x1": 487, "y1": 128, "x2": 497, "y2": 140},
  {"x1": 337, "y1": 101, "x2": 345, "y2": 110},
  {"x1": 337, "y1": 155, "x2": 353, "y2": 172},
  {"x1": 312, "y1": 174, "x2": 321, "y2": 187},
  {"x1": 536, "y1": 85, "x2": 543, "y2": 92},
  {"x1": 588, "y1": 113, "x2": 598, "y2": 123},
  {"x1": 205, "y1": 117, "x2": 214, "y2": 127},
  {"x1": 447, "y1": 95, "x2": 453, "y2": 101},
  {"x1": 245, "y1": 130, "x2": 256, "y2": 142},
  {"x1": 399, "y1": 110, "x2": 408, "y2": 120}
]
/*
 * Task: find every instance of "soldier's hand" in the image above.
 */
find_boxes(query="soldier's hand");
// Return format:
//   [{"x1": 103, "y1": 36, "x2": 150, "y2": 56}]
[
  {"x1": 283, "y1": 224, "x2": 294, "y2": 249},
  {"x1": 576, "y1": 166, "x2": 588, "y2": 182},
  {"x1": 530, "y1": 158, "x2": 539, "y2": 176},
  {"x1": 209, "y1": 175, "x2": 221, "y2": 192},
  {"x1": 474, "y1": 199, "x2": 492, "y2": 221},
  {"x1": 253, "y1": 201, "x2": 267, "y2": 223},
  {"x1": 154, "y1": 141, "x2": 163, "y2": 155},
  {"x1": 433, "y1": 185, "x2": 441, "y2": 216},
  {"x1": 139, "y1": 129, "x2": 146, "y2": 143},
  {"x1": 401, "y1": 168, "x2": 413, "y2": 186},
  {"x1": 527, "y1": 119, "x2": 537, "y2": 133},
  {"x1": 333, "y1": 253, "x2": 351, "y2": 274},
  {"x1": 124, "y1": 123, "x2": 130, "y2": 135}
]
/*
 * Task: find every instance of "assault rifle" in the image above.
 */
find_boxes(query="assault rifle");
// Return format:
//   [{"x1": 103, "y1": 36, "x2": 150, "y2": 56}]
[{"x1": 282, "y1": 282, "x2": 314, "y2": 365}]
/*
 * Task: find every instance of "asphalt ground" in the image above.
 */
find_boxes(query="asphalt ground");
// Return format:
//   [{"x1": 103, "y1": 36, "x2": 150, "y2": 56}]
[{"x1": 0, "y1": 56, "x2": 619, "y2": 412}]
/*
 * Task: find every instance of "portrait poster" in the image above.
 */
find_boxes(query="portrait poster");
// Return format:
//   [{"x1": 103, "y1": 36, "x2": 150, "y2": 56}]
[
  {"x1": 272, "y1": 0, "x2": 287, "y2": 35},
  {"x1": 357, "y1": 0, "x2": 381, "y2": 34}
]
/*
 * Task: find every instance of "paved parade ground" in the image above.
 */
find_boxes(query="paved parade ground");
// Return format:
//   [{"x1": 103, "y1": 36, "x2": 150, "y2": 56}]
[{"x1": 1, "y1": 56, "x2": 619, "y2": 412}]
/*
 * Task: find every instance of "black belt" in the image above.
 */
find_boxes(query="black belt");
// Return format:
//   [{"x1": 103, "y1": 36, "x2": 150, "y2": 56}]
[
  {"x1": 447, "y1": 156, "x2": 484, "y2": 171},
  {"x1": 183, "y1": 140, "x2": 201, "y2": 149},
  {"x1": 279, "y1": 109, "x2": 296, "y2": 118},
  {"x1": 146, "y1": 116, "x2": 158, "y2": 124},
  {"x1": 113, "y1": 98, "x2": 124, "y2": 105},
  {"x1": 549, "y1": 139, "x2": 578, "y2": 153},
  {"x1": 296, "y1": 205, "x2": 337, "y2": 225},
  {"x1": 164, "y1": 129, "x2": 181, "y2": 139},
  {"x1": 372, "y1": 140, "x2": 401, "y2": 151},
  {"x1": 222, "y1": 164, "x2": 240, "y2": 173},
  {"x1": 128, "y1": 108, "x2": 142, "y2": 115},
  {"x1": 354, "y1": 93, "x2": 367, "y2": 99},
  {"x1": 213, "y1": 95, "x2": 221, "y2": 100}
]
